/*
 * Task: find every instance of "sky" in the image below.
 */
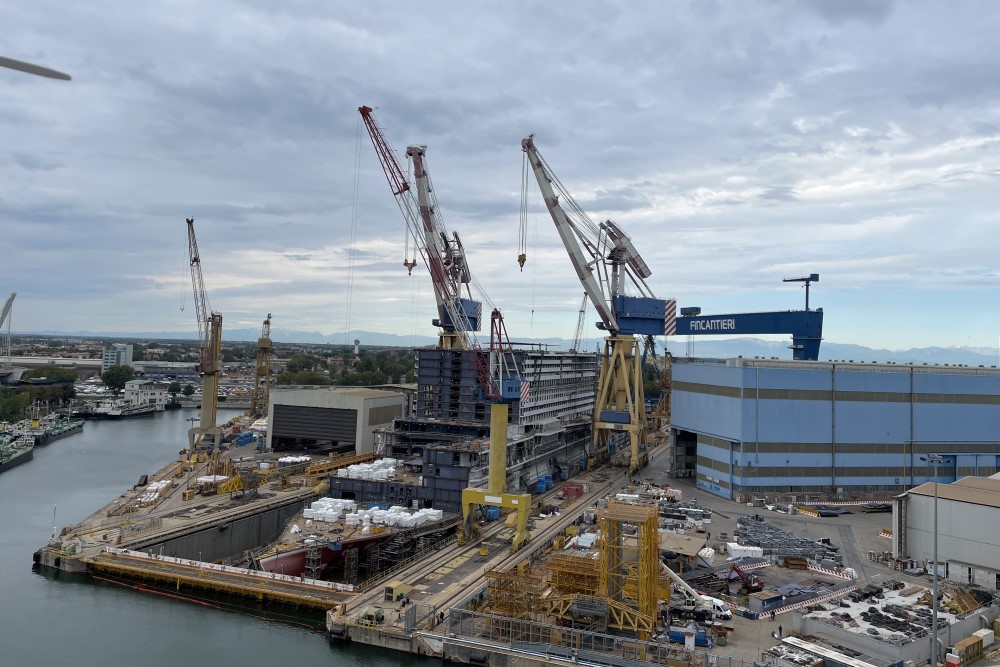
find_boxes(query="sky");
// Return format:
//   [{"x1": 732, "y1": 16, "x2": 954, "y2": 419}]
[{"x1": 3, "y1": 1, "x2": 1000, "y2": 351}]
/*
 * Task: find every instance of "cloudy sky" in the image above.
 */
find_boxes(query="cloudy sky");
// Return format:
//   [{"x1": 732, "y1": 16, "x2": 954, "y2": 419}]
[{"x1": 3, "y1": 1, "x2": 1000, "y2": 351}]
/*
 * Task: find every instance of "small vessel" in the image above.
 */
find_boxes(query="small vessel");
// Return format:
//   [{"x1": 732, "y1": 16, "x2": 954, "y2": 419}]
[
  {"x1": 84, "y1": 400, "x2": 157, "y2": 420},
  {"x1": 0, "y1": 433, "x2": 34, "y2": 473}
]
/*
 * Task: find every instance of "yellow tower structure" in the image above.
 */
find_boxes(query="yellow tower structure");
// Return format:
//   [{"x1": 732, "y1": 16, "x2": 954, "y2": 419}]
[{"x1": 598, "y1": 500, "x2": 659, "y2": 639}]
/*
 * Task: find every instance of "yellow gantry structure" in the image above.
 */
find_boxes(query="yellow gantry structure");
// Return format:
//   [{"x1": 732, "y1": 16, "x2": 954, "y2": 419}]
[
  {"x1": 593, "y1": 335, "x2": 648, "y2": 473},
  {"x1": 598, "y1": 500, "x2": 659, "y2": 639},
  {"x1": 459, "y1": 403, "x2": 531, "y2": 553}
]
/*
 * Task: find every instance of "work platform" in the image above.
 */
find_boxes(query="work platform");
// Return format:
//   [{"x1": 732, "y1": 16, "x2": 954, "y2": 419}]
[{"x1": 90, "y1": 549, "x2": 352, "y2": 609}]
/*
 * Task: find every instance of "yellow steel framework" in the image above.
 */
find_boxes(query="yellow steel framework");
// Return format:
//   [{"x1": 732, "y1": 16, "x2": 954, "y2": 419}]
[
  {"x1": 548, "y1": 554, "x2": 600, "y2": 595},
  {"x1": 486, "y1": 568, "x2": 544, "y2": 619},
  {"x1": 247, "y1": 313, "x2": 272, "y2": 421},
  {"x1": 598, "y1": 500, "x2": 658, "y2": 639},
  {"x1": 593, "y1": 335, "x2": 648, "y2": 473},
  {"x1": 459, "y1": 403, "x2": 531, "y2": 553}
]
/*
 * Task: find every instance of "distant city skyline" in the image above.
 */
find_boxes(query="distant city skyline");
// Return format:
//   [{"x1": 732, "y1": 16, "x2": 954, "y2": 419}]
[{"x1": 3, "y1": 2, "x2": 1000, "y2": 350}]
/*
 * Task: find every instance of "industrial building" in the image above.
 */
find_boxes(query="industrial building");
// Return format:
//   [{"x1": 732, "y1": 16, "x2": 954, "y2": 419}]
[
  {"x1": 892, "y1": 475, "x2": 1000, "y2": 589},
  {"x1": 132, "y1": 360, "x2": 199, "y2": 383},
  {"x1": 123, "y1": 380, "x2": 169, "y2": 410},
  {"x1": 670, "y1": 357, "x2": 1000, "y2": 501},
  {"x1": 266, "y1": 387, "x2": 406, "y2": 455},
  {"x1": 330, "y1": 347, "x2": 597, "y2": 513}
]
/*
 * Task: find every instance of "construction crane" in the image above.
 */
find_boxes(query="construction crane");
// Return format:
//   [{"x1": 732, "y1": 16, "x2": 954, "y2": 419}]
[
  {"x1": 358, "y1": 106, "x2": 483, "y2": 350},
  {"x1": 521, "y1": 135, "x2": 677, "y2": 473},
  {"x1": 185, "y1": 218, "x2": 223, "y2": 452},
  {"x1": 675, "y1": 275, "x2": 824, "y2": 360},
  {"x1": 0, "y1": 292, "x2": 15, "y2": 367},
  {"x1": 570, "y1": 292, "x2": 588, "y2": 352},
  {"x1": 247, "y1": 313, "x2": 272, "y2": 421}
]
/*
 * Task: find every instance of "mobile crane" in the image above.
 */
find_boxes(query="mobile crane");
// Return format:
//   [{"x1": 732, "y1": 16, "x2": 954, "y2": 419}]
[
  {"x1": 521, "y1": 136, "x2": 677, "y2": 473},
  {"x1": 185, "y1": 218, "x2": 223, "y2": 452}
]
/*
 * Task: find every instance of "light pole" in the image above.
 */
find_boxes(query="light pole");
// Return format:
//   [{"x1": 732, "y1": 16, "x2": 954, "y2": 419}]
[{"x1": 921, "y1": 454, "x2": 944, "y2": 666}]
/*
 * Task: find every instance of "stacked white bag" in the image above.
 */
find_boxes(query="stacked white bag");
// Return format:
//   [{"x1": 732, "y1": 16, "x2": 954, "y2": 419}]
[
  {"x1": 337, "y1": 458, "x2": 398, "y2": 481},
  {"x1": 302, "y1": 497, "x2": 357, "y2": 523}
]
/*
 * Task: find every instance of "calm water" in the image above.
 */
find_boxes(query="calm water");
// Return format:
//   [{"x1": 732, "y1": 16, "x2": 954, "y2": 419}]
[{"x1": 0, "y1": 408, "x2": 430, "y2": 667}]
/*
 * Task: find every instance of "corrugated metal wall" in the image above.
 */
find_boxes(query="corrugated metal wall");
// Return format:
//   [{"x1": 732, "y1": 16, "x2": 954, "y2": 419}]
[{"x1": 271, "y1": 404, "x2": 356, "y2": 448}]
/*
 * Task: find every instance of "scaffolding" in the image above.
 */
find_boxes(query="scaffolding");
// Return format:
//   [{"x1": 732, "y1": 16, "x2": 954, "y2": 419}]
[
  {"x1": 486, "y1": 568, "x2": 545, "y2": 620},
  {"x1": 548, "y1": 553, "x2": 600, "y2": 595},
  {"x1": 598, "y1": 500, "x2": 659, "y2": 639}
]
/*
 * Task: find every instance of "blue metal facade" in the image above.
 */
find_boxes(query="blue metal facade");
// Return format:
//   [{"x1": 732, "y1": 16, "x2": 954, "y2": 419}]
[{"x1": 671, "y1": 358, "x2": 1000, "y2": 501}]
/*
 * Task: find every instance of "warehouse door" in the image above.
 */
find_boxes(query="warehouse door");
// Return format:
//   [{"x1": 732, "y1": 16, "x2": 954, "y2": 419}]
[{"x1": 270, "y1": 404, "x2": 356, "y2": 453}]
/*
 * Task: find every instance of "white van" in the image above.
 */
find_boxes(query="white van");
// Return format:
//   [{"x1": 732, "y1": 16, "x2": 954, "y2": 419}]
[{"x1": 700, "y1": 595, "x2": 733, "y2": 620}]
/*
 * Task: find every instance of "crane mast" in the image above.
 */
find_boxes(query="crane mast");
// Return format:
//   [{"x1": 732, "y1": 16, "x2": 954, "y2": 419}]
[
  {"x1": 185, "y1": 218, "x2": 223, "y2": 452},
  {"x1": 247, "y1": 313, "x2": 272, "y2": 421},
  {"x1": 521, "y1": 136, "x2": 676, "y2": 473},
  {"x1": 358, "y1": 106, "x2": 482, "y2": 350},
  {"x1": 0, "y1": 292, "x2": 15, "y2": 367}
]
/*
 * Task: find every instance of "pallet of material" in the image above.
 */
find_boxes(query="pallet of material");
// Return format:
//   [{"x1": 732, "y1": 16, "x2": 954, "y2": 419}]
[{"x1": 784, "y1": 557, "x2": 809, "y2": 570}]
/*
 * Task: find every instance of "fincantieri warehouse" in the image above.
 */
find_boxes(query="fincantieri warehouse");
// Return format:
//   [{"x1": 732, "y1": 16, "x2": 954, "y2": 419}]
[{"x1": 669, "y1": 357, "x2": 1000, "y2": 502}]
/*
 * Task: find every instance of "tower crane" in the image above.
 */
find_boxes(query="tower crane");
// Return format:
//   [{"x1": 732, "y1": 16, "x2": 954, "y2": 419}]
[
  {"x1": 185, "y1": 218, "x2": 223, "y2": 452},
  {"x1": 1, "y1": 292, "x2": 15, "y2": 367},
  {"x1": 521, "y1": 136, "x2": 677, "y2": 473},
  {"x1": 358, "y1": 106, "x2": 482, "y2": 350},
  {"x1": 247, "y1": 313, "x2": 272, "y2": 421}
]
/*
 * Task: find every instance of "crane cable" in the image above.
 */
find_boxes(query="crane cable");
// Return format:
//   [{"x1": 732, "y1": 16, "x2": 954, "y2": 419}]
[{"x1": 345, "y1": 115, "x2": 362, "y2": 346}]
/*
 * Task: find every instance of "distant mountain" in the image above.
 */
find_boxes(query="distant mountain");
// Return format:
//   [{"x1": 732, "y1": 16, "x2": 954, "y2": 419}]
[{"x1": 13, "y1": 328, "x2": 1000, "y2": 367}]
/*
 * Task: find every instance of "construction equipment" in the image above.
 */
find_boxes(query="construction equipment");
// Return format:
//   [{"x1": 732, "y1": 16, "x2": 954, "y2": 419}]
[
  {"x1": 358, "y1": 106, "x2": 482, "y2": 350},
  {"x1": 724, "y1": 562, "x2": 764, "y2": 593},
  {"x1": 521, "y1": 136, "x2": 676, "y2": 473},
  {"x1": 570, "y1": 292, "x2": 588, "y2": 352},
  {"x1": 675, "y1": 275, "x2": 824, "y2": 360},
  {"x1": 247, "y1": 313, "x2": 272, "y2": 421},
  {"x1": 185, "y1": 218, "x2": 223, "y2": 452},
  {"x1": 359, "y1": 107, "x2": 529, "y2": 553},
  {"x1": 0, "y1": 292, "x2": 15, "y2": 367}
]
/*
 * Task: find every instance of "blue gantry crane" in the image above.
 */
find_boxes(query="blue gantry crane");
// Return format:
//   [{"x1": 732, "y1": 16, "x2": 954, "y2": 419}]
[{"x1": 675, "y1": 274, "x2": 824, "y2": 360}]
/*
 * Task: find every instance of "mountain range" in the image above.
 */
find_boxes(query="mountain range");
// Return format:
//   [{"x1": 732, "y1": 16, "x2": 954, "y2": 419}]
[{"x1": 17, "y1": 328, "x2": 1000, "y2": 367}]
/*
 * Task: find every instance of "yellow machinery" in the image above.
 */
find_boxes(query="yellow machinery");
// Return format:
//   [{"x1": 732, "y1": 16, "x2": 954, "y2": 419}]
[
  {"x1": 459, "y1": 403, "x2": 532, "y2": 553},
  {"x1": 185, "y1": 218, "x2": 223, "y2": 452},
  {"x1": 247, "y1": 314, "x2": 272, "y2": 421}
]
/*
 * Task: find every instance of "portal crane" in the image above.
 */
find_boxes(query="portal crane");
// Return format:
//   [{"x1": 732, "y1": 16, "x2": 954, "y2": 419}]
[
  {"x1": 0, "y1": 292, "x2": 15, "y2": 367},
  {"x1": 185, "y1": 218, "x2": 223, "y2": 452},
  {"x1": 247, "y1": 313, "x2": 272, "y2": 421},
  {"x1": 521, "y1": 136, "x2": 677, "y2": 473},
  {"x1": 358, "y1": 106, "x2": 482, "y2": 350}
]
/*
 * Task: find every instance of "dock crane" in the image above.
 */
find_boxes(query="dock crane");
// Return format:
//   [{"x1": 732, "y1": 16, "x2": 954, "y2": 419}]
[
  {"x1": 358, "y1": 106, "x2": 482, "y2": 350},
  {"x1": 247, "y1": 313, "x2": 272, "y2": 421},
  {"x1": 185, "y1": 218, "x2": 223, "y2": 452},
  {"x1": 521, "y1": 136, "x2": 677, "y2": 474},
  {"x1": 1, "y1": 292, "x2": 15, "y2": 367},
  {"x1": 359, "y1": 106, "x2": 531, "y2": 551}
]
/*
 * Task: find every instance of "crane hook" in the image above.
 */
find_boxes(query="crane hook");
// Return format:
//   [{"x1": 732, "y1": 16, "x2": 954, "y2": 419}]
[{"x1": 517, "y1": 253, "x2": 526, "y2": 272}]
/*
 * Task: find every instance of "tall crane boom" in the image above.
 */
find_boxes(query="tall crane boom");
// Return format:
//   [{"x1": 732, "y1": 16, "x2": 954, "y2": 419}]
[
  {"x1": 185, "y1": 218, "x2": 223, "y2": 451},
  {"x1": 358, "y1": 106, "x2": 482, "y2": 349},
  {"x1": 521, "y1": 136, "x2": 676, "y2": 473},
  {"x1": 1, "y1": 292, "x2": 15, "y2": 367},
  {"x1": 248, "y1": 314, "x2": 272, "y2": 421}
]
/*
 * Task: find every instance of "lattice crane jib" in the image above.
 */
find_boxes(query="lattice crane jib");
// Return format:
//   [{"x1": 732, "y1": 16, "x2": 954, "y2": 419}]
[
  {"x1": 520, "y1": 137, "x2": 676, "y2": 474},
  {"x1": 185, "y1": 218, "x2": 223, "y2": 451},
  {"x1": 0, "y1": 292, "x2": 15, "y2": 366},
  {"x1": 358, "y1": 106, "x2": 484, "y2": 350},
  {"x1": 248, "y1": 313, "x2": 272, "y2": 420}
]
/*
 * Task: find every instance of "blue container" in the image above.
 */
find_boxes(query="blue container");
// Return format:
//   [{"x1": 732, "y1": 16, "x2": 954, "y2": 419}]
[
  {"x1": 560, "y1": 466, "x2": 569, "y2": 480},
  {"x1": 580, "y1": 457, "x2": 588, "y2": 471},
  {"x1": 485, "y1": 506, "x2": 501, "y2": 521},
  {"x1": 536, "y1": 481, "x2": 546, "y2": 494}
]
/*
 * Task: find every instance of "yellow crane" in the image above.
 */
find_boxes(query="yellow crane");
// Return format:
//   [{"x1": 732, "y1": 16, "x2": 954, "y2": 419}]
[
  {"x1": 185, "y1": 218, "x2": 223, "y2": 452},
  {"x1": 247, "y1": 314, "x2": 272, "y2": 421}
]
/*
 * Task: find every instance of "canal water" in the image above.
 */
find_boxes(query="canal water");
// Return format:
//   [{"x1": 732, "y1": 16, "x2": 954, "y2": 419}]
[{"x1": 0, "y1": 408, "x2": 430, "y2": 667}]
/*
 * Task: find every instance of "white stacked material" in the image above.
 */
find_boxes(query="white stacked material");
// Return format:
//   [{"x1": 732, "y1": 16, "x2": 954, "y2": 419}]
[
  {"x1": 615, "y1": 493, "x2": 641, "y2": 503},
  {"x1": 196, "y1": 475, "x2": 228, "y2": 485},
  {"x1": 726, "y1": 542, "x2": 764, "y2": 560},
  {"x1": 136, "y1": 480, "x2": 172, "y2": 506},
  {"x1": 303, "y1": 498, "x2": 357, "y2": 523},
  {"x1": 577, "y1": 533, "x2": 597, "y2": 549},
  {"x1": 698, "y1": 547, "x2": 716, "y2": 566},
  {"x1": 336, "y1": 457, "x2": 398, "y2": 481},
  {"x1": 974, "y1": 629, "x2": 995, "y2": 647},
  {"x1": 278, "y1": 455, "x2": 311, "y2": 466}
]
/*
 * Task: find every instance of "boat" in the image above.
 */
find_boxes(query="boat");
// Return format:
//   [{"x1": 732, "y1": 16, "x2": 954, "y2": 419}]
[
  {"x1": 0, "y1": 434, "x2": 34, "y2": 473},
  {"x1": 10, "y1": 409, "x2": 84, "y2": 445},
  {"x1": 84, "y1": 400, "x2": 157, "y2": 420}
]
